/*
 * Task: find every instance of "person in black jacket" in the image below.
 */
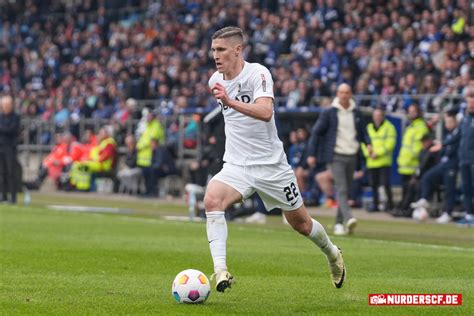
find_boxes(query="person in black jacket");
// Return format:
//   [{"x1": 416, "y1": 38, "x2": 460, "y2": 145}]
[
  {"x1": 0, "y1": 95, "x2": 21, "y2": 204},
  {"x1": 457, "y1": 92, "x2": 474, "y2": 225},
  {"x1": 410, "y1": 112, "x2": 460, "y2": 223},
  {"x1": 117, "y1": 134, "x2": 142, "y2": 194},
  {"x1": 392, "y1": 133, "x2": 439, "y2": 217},
  {"x1": 150, "y1": 138, "x2": 176, "y2": 196},
  {"x1": 306, "y1": 84, "x2": 371, "y2": 235}
]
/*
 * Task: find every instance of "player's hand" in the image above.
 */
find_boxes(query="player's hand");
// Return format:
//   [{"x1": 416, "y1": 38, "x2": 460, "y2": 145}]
[
  {"x1": 212, "y1": 83, "x2": 231, "y2": 106},
  {"x1": 307, "y1": 156, "x2": 317, "y2": 168}
]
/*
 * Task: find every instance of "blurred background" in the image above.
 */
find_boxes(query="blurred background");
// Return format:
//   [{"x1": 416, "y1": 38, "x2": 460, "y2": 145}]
[{"x1": 0, "y1": 0, "x2": 473, "y2": 223}]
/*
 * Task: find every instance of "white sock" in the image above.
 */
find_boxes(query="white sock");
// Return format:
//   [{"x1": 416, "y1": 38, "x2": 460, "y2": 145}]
[
  {"x1": 206, "y1": 211, "x2": 227, "y2": 273},
  {"x1": 307, "y1": 219, "x2": 338, "y2": 262}
]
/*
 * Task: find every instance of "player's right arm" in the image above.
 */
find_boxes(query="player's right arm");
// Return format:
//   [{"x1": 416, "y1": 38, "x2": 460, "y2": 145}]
[{"x1": 212, "y1": 82, "x2": 273, "y2": 121}]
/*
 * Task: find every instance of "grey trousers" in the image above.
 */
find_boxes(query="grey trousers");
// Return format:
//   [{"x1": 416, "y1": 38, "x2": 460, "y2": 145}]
[{"x1": 329, "y1": 153, "x2": 357, "y2": 224}]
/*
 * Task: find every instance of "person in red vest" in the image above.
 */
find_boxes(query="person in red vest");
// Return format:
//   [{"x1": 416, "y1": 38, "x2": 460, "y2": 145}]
[
  {"x1": 26, "y1": 132, "x2": 81, "y2": 190},
  {"x1": 79, "y1": 128, "x2": 98, "y2": 161}
]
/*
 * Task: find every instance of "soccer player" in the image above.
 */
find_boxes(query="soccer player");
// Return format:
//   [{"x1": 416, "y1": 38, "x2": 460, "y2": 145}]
[{"x1": 205, "y1": 27, "x2": 345, "y2": 293}]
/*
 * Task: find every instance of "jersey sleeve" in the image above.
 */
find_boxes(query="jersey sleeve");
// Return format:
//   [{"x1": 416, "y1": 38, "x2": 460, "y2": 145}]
[
  {"x1": 251, "y1": 66, "x2": 274, "y2": 101},
  {"x1": 208, "y1": 71, "x2": 219, "y2": 89}
]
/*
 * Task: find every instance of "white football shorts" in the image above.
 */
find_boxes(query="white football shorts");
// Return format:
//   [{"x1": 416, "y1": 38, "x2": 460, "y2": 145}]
[{"x1": 211, "y1": 162, "x2": 303, "y2": 211}]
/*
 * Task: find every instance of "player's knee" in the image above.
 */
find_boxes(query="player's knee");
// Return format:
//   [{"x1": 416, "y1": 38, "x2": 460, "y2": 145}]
[{"x1": 204, "y1": 192, "x2": 223, "y2": 211}]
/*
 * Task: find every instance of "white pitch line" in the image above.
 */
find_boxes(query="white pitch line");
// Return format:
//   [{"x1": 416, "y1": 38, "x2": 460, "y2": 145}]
[
  {"x1": 60, "y1": 211, "x2": 473, "y2": 252},
  {"x1": 117, "y1": 216, "x2": 163, "y2": 224},
  {"x1": 48, "y1": 204, "x2": 132, "y2": 214},
  {"x1": 355, "y1": 237, "x2": 473, "y2": 252}
]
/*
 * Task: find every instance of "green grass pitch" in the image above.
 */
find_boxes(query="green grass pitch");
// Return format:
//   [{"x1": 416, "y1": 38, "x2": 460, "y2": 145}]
[{"x1": 1, "y1": 195, "x2": 473, "y2": 315}]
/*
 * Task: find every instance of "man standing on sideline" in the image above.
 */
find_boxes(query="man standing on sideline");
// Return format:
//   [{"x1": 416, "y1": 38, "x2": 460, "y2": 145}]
[
  {"x1": 205, "y1": 26, "x2": 345, "y2": 293},
  {"x1": 361, "y1": 107, "x2": 397, "y2": 212},
  {"x1": 307, "y1": 84, "x2": 371, "y2": 235},
  {"x1": 457, "y1": 90, "x2": 474, "y2": 225},
  {"x1": 0, "y1": 95, "x2": 21, "y2": 204}
]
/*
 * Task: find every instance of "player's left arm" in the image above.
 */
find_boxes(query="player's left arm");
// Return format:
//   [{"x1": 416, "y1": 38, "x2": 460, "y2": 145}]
[{"x1": 212, "y1": 83, "x2": 273, "y2": 122}]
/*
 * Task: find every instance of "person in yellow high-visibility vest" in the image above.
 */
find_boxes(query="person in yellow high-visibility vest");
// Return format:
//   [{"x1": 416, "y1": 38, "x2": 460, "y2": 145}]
[
  {"x1": 70, "y1": 127, "x2": 117, "y2": 191},
  {"x1": 361, "y1": 108, "x2": 397, "y2": 212},
  {"x1": 396, "y1": 103, "x2": 429, "y2": 210},
  {"x1": 136, "y1": 110, "x2": 164, "y2": 196}
]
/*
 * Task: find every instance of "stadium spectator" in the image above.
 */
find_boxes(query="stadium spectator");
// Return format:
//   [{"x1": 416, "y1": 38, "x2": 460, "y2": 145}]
[
  {"x1": 188, "y1": 107, "x2": 225, "y2": 189},
  {"x1": 69, "y1": 126, "x2": 117, "y2": 191},
  {"x1": 0, "y1": 0, "x2": 472, "y2": 122},
  {"x1": 0, "y1": 0, "x2": 473, "y2": 202},
  {"x1": 393, "y1": 133, "x2": 439, "y2": 217},
  {"x1": 410, "y1": 112, "x2": 460, "y2": 223},
  {"x1": 457, "y1": 90, "x2": 474, "y2": 225},
  {"x1": 136, "y1": 109, "x2": 165, "y2": 196},
  {"x1": 0, "y1": 95, "x2": 20, "y2": 204},
  {"x1": 288, "y1": 126, "x2": 321, "y2": 206},
  {"x1": 117, "y1": 134, "x2": 141, "y2": 195},
  {"x1": 361, "y1": 108, "x2": 397, "y2": 212},
  {"x1": 290, "y1": 127, "x2": 311, "y2": 192},
  {"x1": 396, "y1": 104, "x2": 429, "y2": 213},
  {"x1": 23, "y1": 102, "x2": 40, "y2": 142},
  {"x1": 79, "y1": 128, "x2": 98, "y2": 161},
  {"x1": 183, "y1": 114, "x2": 200, "y2": 149},
  {"x1": 150, "y1": 139, "x2": 177, "y2": 195},
  {"x1": 25, "y1": 132, "x2": 82, "y2": 190},
  {"x1": 307, "y1": 83, "x2": 370, "y2": 235}
]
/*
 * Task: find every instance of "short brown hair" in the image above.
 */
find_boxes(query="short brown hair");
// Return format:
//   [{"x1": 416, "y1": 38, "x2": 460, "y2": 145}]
[{"x1": 212, "y1": 26, "x2": 244, "y2": 42}]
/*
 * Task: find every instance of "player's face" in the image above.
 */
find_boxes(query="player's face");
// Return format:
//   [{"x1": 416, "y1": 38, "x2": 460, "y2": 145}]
[{"x1": 211, "y1": 38, "x2": 239, "y2": 74}]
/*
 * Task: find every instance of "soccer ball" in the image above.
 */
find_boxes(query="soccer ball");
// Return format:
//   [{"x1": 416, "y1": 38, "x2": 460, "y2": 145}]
[
  {"x1": 412, "y1": 206, "x2": 429, "y2": 222},
  {"x1": 172, "y1": 269, "x2": 211, "y2": 304}
]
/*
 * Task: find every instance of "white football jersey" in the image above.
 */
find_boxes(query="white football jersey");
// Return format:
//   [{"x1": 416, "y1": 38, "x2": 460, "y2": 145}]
[{"x1": 208, "y1": 62, "x2": 286, "y2": 166}]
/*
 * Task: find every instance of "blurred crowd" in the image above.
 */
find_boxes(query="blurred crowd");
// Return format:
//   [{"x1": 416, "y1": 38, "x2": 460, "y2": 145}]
[
  {"x1": 1, "y1": 1, "x2": 473, "y2": 223},
  {"x1": 1, "y1": 0, "x2": 473, "y2": 125},
  {"x1": 24, "y1": 108, "x2": 198, "y2": 196},
  {"x1": 283, "y1": 89, "x2": 474, "y2": 226}
]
